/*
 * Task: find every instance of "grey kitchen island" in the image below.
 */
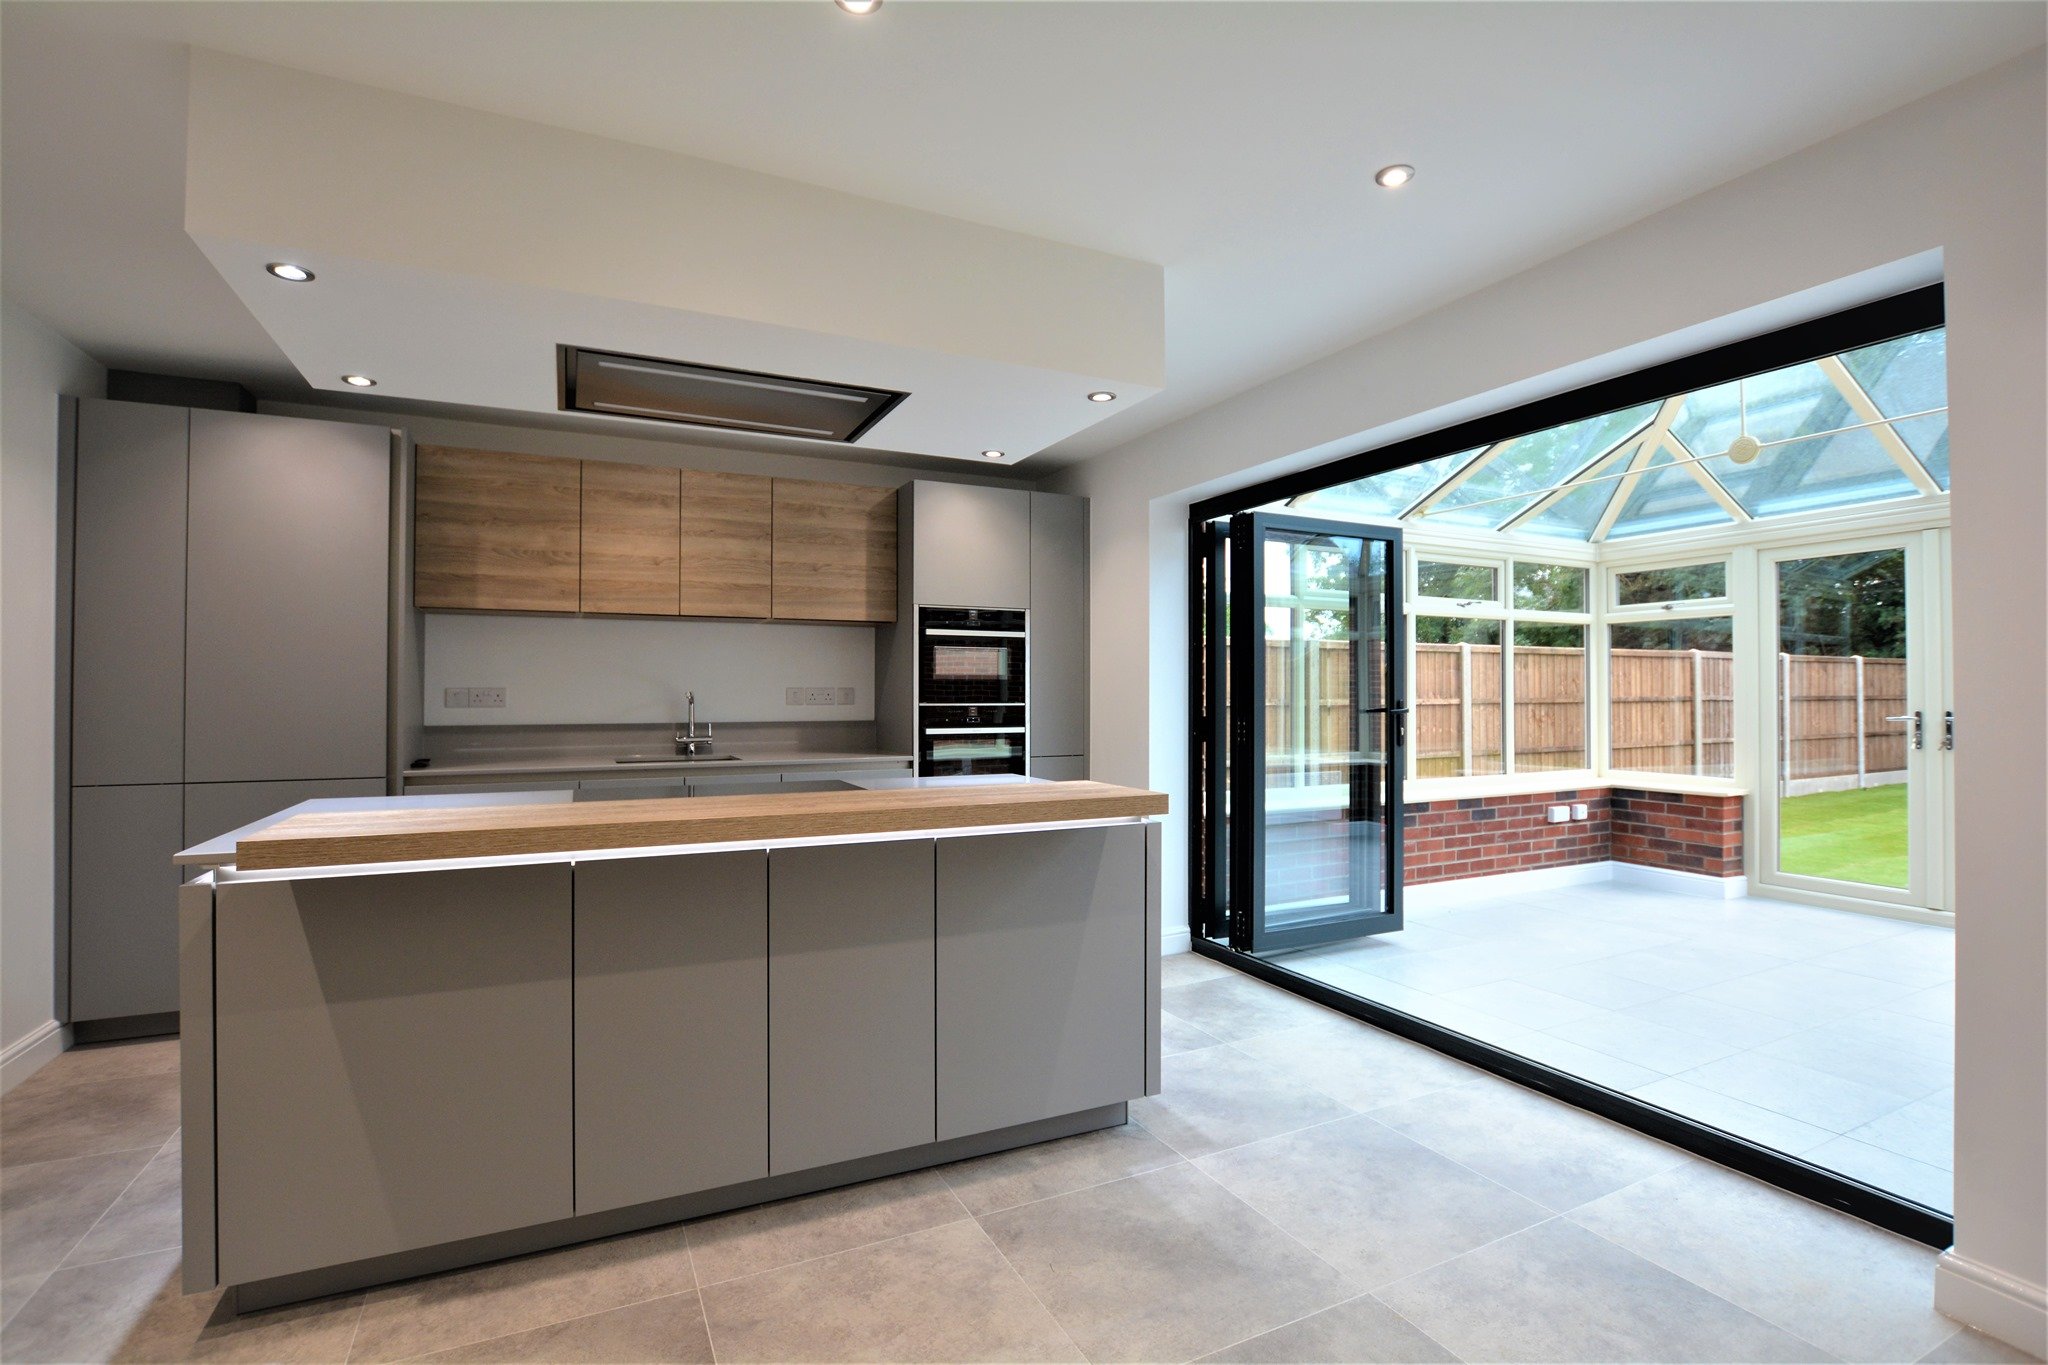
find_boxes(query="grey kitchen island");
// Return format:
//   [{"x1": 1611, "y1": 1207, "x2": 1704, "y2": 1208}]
[{"x1": 174, "y1": 777, "x2": 1166, "y2": 1309}]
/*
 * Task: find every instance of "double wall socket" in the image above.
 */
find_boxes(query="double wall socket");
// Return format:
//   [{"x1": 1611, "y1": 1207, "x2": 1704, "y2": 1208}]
[
  {"x1": 443, "y1": 687, "x2": 506, "y2": 709},
  {"x1": 785, "y1": 686, "x2": 855, "y2": 706}
]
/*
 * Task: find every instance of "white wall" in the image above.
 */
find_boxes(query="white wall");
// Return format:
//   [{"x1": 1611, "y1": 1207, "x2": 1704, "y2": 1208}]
[
  {"x1": 1051, "y1": 50, "x2": 2046, "y2": 1351},
  {"x1": 424, "y1": 613, "x2": 876, "y2": 727},
  {"x1": 1, "y1": 296, "x2": 105, "y2": 1077}
]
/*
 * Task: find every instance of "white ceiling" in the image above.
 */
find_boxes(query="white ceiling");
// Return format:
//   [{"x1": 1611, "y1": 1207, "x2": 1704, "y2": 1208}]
[{"x1": 5, "y1": 1, "x2": 2042, "y2": 470}]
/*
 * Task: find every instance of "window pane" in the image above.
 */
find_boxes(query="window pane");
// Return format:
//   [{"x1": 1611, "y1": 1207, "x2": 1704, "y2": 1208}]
[
  {"x1": 1414, "y1": 617, "x2": 1503, "y2": 777},
  {"x1": 1293, "y1": 448, "x2": 1482, "y2": 520},
  {"x1": 1609, "y1": 618, "x2": 1734, "y2": 777},
  {"x1": 1840, "y1": 329, "x2": 1946, "y2": 422},
  {"x1": 1416, "y1": 560, "x2": 1499, "y2": 602},
  {"x1": 1607, "y1": 449, "x2": 1731, "y2": 539},
  {"x1": 1431, "y1": 404, "x2": 1658, "y2": 525},
  {"x1": 1890, "y1": 413, "x2": 1949, "y2": 490},
  {"x1": 1514, "y1": 623, "x2": 1586, "y2": 771},
  {"x1": 1512, "y1": 562, "x2": 1586, "y2": 613},
  {"x1": 1615, "y1": 562, "x2": 1726, "y2": 606},
  {"x1": 1711, "y1": 426, "x2": 1919, "y2": 519}
]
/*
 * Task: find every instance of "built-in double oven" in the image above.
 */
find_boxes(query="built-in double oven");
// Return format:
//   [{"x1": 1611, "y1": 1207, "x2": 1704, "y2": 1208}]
[{"x1": 916, "y1": 607, "x2": 1028, "y2": 776}]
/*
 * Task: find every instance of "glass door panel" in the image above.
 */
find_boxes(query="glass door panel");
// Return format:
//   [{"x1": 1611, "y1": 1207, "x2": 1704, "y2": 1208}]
[
  {"x1": 1764, "y1": 541, "x2": 1936, "y2": 907},
  {"x1": 1227, "y1": 514, "x2": 1404, "y2": 953}
]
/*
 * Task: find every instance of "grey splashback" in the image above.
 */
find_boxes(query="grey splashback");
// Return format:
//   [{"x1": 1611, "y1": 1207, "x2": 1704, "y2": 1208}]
[{"x1": 419, "y1": 721, "x2": 884, "y2": 768}]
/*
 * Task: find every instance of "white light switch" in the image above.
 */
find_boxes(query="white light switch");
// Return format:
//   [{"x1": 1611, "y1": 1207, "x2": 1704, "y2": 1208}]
[{"x1": 443, "y1": 687, "x2": 470, "y2": 709}]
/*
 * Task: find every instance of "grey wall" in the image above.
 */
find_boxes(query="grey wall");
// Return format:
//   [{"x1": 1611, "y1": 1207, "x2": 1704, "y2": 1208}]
[{"x1": 1, "y1": 296, "x2": 104, "y2": 1077}]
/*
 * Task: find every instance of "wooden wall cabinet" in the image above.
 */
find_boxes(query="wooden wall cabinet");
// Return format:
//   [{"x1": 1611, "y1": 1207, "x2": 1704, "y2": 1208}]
[
  {"x1": 581, "y1": 461, "x2": 681, "y2": 615},
  {"x1": 680, "y1": 470, "x2": 773, "y2": 618},
  {"x1": 415, "y1": 446, "x2": 581, "y2": 612},
  {"x1": 771, "y1": 479, "x2": 898, "y2": 623}
]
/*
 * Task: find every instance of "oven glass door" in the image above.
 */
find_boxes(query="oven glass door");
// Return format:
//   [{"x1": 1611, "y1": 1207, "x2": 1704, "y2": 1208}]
[
  {"x1": 919, "y1": 725, "x2": 1028, "y2": 775},
  {"x1": 920, "y1": 636, "x2": 1026, "y2": 705}
]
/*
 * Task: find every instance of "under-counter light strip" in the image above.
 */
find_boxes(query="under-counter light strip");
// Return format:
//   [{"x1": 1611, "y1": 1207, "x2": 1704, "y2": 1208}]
[
  {"x1": 594, "y1": 357, "x2": 870, "y2": 403},
  {"x1": 588, "y1": 400, "x2": 838, "y2": 437}
]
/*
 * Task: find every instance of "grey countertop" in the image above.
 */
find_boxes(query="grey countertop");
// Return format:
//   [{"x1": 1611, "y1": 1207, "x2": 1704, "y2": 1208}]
[
  {"x1": 177, "y1": 773, "x2": 1039, "y2": 867},
  {"x1": 403, "y1": 749, "x2": 916, "y2": 782}
]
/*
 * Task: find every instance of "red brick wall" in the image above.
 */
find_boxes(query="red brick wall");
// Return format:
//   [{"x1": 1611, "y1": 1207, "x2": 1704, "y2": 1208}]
[
  {"x1": 1403, "y1": 790, "x2": 1611, "y2": 884},
  {"x1": 1609, "y1": 788, "x2": 1744, "y2": 877},
  {"x1": 1400, "y1": 787, "x2": 1744, "y2": 883}
]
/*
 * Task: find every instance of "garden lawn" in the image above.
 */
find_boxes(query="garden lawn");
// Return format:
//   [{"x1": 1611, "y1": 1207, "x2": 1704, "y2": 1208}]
[{"x1": 1778, "y1": 784, "x2": 1908, "y2": 888}]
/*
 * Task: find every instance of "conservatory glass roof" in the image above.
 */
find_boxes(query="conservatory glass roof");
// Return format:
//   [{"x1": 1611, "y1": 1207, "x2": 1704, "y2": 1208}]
[{"x1": 1292, "y1": 326, "x2": 1947, "y2": 542}]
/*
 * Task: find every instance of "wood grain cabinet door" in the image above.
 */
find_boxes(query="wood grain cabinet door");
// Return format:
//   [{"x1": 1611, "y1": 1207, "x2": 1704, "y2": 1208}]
[
  {"x1": 581, "y1": 460, "x2": 680, "y2": 615},
  {"x1": 770, "y1": 479, "x2": 898, "y2": 623},
  {"x1": 415, "y1": 446, "x2": 581, "y2": 612},
  {"x1": 679, "y1": 469, "x2": 772, "y2": 618}
]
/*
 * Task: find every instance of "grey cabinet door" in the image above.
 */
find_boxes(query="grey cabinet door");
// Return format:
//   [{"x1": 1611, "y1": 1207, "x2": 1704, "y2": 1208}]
[
  {"x1": 185, "y1": 411, "x2": 390, "y2": 783},
  {"x1": 576, "y1": 853, "x2": 768, "y2": 1213},
  {"x1": 909, "y1": 482, "x2": 1031, "y2": 610},
  {"x1": 72, "y1": 400, "x2": 187, "y2": 787},
  {"x1": 936, "y1": 826, "x2": 1145, "y2": 1140},
  {"x1": 213, "y1": 865, "x2": 573, "y2": 1285},
  {"x1": 69, "y1": 784, "x2": 185, "y2": 1021},
  {"x1": 1029, "y1": 491, "x2": 1088, "y2": 759},
  {"x1": 1028, "y1": 756, "x2": 1087, "y2": 782},
  {"x1": 183, "y1": 779, "x2": 388, "y2": 857},
  {"x1": 769, "y1": 840, "x2": 935, "y2": 1172}
]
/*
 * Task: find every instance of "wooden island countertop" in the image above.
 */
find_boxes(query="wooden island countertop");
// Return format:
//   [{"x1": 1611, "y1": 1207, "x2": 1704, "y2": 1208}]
[{"x1": 232, "y1": 780, "x2": 1169, "y2": 870}]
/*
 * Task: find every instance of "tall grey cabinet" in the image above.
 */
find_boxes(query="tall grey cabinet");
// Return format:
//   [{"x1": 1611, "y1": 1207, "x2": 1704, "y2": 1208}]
[
  {"x1": 65, "y1": 399, "x2": 392, "y2": 1032},
  {"x1": 881, "y1": 481, "x2": 1088, "y2": 775}
]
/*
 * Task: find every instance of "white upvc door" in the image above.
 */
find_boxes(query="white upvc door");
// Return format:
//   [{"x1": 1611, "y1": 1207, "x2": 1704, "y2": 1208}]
[{"x1": 1751, "y1": 528, "x2": 1951, "y2": 917}]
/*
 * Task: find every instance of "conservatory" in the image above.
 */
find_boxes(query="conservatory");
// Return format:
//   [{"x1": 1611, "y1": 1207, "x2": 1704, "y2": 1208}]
[{"x1": 1188, "y1": 295, "x2": 1955, "y2": 1232}]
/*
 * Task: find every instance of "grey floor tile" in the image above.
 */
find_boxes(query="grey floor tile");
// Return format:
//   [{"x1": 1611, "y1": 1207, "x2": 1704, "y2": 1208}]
[
  {"x1": 28, "y1": 1040, "x2": 180, "y2": 1089},
  {"x1": 1161, "y1": 1011, "x2": 1224, "y2": 1056},
  {"x1": 1160, "y1": 974, "x2": 1342, "y2": 1043},
  {"x1": 1228, "y1": 1015, "x2": 1484, "y2": 1113},
  {"x1": 1688, "y1": 963, "x2": 1917, "y2": 1027},
  {"x1": 1569, "y1": 1160, "x2": 1955, "y2": 1362},
  {"x1": 1887, "y1": 986, "x2": 1956, "y2": 1025},
  {"x1": 64, "y1": 1135, "x2": 182, "y2": 1268},
  {"x1": 1803, "y1": 1136, "x2": 1951, "y2": 1212},
  {"x1": 701, "y1": 1219, "x2": 1078, "y2": 1363},
  {"x1": 350, "y1": 1222, "x2": 695, "y2": 1362},
  {"x1": 1377, "y1": 1218, "x2": 1826, "y2": 1362},
  {"x1": 941, "y1": 1121, "x2": 1183, "y2": 1215},
  {"x1": 1520, "y1": 963, "x2": 1676, "y2": 1010},
  {"x1": 1590, "y1": 942, "x2": 1788, "y2": 993},
  {"x1": 0, "y1": 1146, "x2": 157, "y2": 1283},
  {"x1": 2, "y1": 1271, "x2": 50, "y2": 1332},
  {"x1": 1162, "y1": 952, "x2": 1236, "y2": 987},
  {"x1": 1619, "y1": 991, "x2": 1812, "y2": 1050},
  {"x1": 1811, "y1": 933, "x2": 1955, "y2": 988},
  {"x1": 1500, "y1": 1031, "x2": 1666, "y2": 1091},
  {"x1": 1437, "y1": 980, "x2": 1605, "y2": 1030},
  {"x1": 981, "y1": 1163, "x2": 1353, "y2": 1364},
  {"x1": 1195, "y1": 1293, "x2": 1459, "y2": 1363},
  {"x1": 1628, "y1": 1078, "x2": 1835, "y2": 1155},
  {"x1": 416, "y1": 1291, "x2": 712, "y2": 1362},
  {"x1": 1197, "y1": 1114, "x2": 1549, "y2": 1290},
  {"x1": 1542, "y1": 1009, "x2": 1747, "y2": 1074},
  {"x1": 1676, "y1": 1050, "x2": 1920, "y2": 1132},
  {"x1": 1752, "y1": 1020, "x2": 1951, "y2": 1100},
  {"x1": 1370, "y1": 1080, "x2": 1692, "y2": 1212},
  {"x1": 686, "y1": 1167, "x2": 968, "y2": 1286},
  {"x1": 1917, "y1": 1327, "x2": 2043, "y2": 1363},
  {"x1": 0, "y1": 1072, "x2": 181, "y2": 1169},
  {"x1": 1131, "y1": 1044, "x2": 1353, "y2": 1159},
  {"x1": 1848, "y1": 1095, "x2": 1953, "y2": 1170}
]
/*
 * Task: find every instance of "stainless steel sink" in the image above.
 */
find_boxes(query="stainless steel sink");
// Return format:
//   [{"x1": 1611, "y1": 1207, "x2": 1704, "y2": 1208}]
[{"x1": 613, "y1": 753, "x2": 742, "y2": 764}]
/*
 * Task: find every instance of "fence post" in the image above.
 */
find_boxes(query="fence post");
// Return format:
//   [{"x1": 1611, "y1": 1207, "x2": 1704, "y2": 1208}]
[
  {"x1": 1459, "y1": 642, "x2": 1473, "y2": 777},
  {"x1": 1853, "y1": 655, "x2": 1866, "y2": 791},
  {"x1": 1690, "y1": 649, "x2": 1704, "y2": 775},
  {"x1": 1779, "y1": 652, "x2": 1792, "y2": 797}
]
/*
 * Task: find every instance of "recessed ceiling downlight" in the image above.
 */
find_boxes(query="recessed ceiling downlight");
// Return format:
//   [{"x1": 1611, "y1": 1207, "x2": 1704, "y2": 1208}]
[
  {"x1": 1087, "y1": 391, "x2": 1117, "y2": 403},
  {"x1": 1374, "y1": 163, "x2": 1415, "y2": 189},
  {"x1": 982, "y1": 450, "x2": 1005, "y2": 460},
  {"x1": 834, "y1": 0, "x2": 881, "y2": 13},
  {"x1": 341, "y1": 374, "x2": 377, "y2": 388},
  {"x1": 265, "y1": 262, "x2": 314, "y2": 282}
]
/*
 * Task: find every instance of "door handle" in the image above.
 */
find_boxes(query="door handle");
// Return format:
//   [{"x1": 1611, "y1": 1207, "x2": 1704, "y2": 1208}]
[
  {"x1": 1942, "y1": 710, "x2": 1955, "y2": 751},
  {"x1": 1884, "y1": 712, "x2": 1924, "y2": 750}
]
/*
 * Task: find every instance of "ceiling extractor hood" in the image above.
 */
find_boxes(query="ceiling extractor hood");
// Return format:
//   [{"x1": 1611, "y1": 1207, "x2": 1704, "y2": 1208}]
[{"x1": 560, "y1": 346, "x2": 907, "y2": 443}]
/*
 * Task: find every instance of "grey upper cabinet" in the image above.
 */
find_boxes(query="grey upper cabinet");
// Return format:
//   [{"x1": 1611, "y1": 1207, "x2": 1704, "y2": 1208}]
[
  {"x1": 768, "y1": 840, "x2": 936, "y2": 1173},
  {"x1": 185, "y1": 411, "x2": 390, "y2": 783},
  {"x1": 1029, "y1": 491, "x2": 1088, "y2": 758},
  {"x1": 935, "y1": 826, "x2": 1146, "y2": 1140},
  {"x1": 907, "y1": 482, "x2": 1031, "y2": 609},
  {"x1": 71, "y1": 401, "x2": 188, "y2": 787}
]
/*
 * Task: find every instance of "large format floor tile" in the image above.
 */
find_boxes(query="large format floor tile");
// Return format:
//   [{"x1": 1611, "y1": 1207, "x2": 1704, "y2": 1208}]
[
  {"x1": 417, "y1": 1291, "x2": 712, "y2": 1363},
  {"x1": 1196, "y1": 1114, "x2": 1549, "y2": 1289},
  {"x1": 1130, "y1": 1044, "x2": 1353, "y2": 1158},
  {"x1": 940, "y1": 1121, "x2": 1183, "y2": 1216},
  {"x1": 0, "y1": 1145, "x2": 157, "y2": 1285},
  {"x1": 0, "y1": 1071, "x2": 181, "y2": 1169},
  {"x1": 1368, "y1": 1079, "x2": 1693, "y2": 1212},
  {"x1": 1377, "y1": 1218, "x2": 1826, "y2": 1362},
  {"x1": 1570, "y1": 1160, "x2": 1960, "y2": 1362},
  {"x1": 685, "y1": 1167, "x2": 969, "y2": 1286},
  {"x1": 981, "y1": 1162, "x2": 1355, "y2": 1364},
  {"x1": 64, "y1": 1134, "x2": 183, "y2": 1269},
  {"x1": 1226, "y1": 1014, "x2": 1483, "y2": 1112},
  {"x1": 700, "y1": 1219, "x2": 1079, "y2": 1363},
  {"x1": 1675, "y1": 1049, "x2": 1921, "y2": 1132},
  {"x1": 1194, "y1": 1293, "x2": 1458, "y2": 1363},
  {"x1": 1158, "y1": 974, "x2": 1341, "y2": 1043}
]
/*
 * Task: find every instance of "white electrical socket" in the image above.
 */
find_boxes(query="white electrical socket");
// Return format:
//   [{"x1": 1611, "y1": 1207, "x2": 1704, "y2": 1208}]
[
  {"x1": 473, "y1": 687, "x2": 506, "y2": 708},
  {"x1": 1572, "y1": 802, "x2": 1589, "y2": 820},
  {"x1": 443, "y1": 687, "x2": 470, "y2": 709},
  {"x1": 1546, "y1": 805, "x2": 1569, "y2": 824}
]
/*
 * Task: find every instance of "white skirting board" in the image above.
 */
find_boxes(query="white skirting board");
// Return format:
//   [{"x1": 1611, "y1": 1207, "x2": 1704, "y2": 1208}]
[
  {"x1": 1936, "y1": 1251, "x2": 2048, "y2": 1359},
  {"x1": 0, "y1": 1020, "x2": 69, "y2": 1095}
]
